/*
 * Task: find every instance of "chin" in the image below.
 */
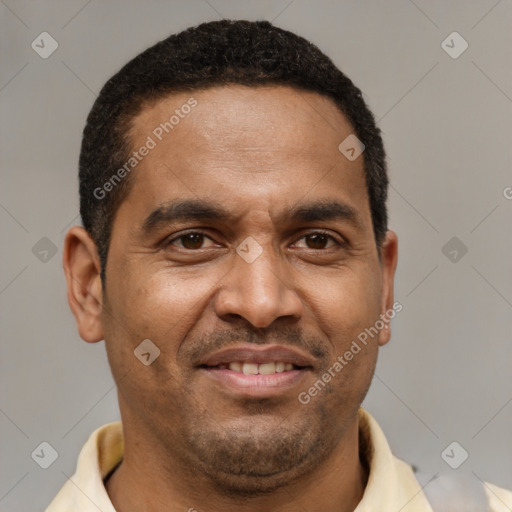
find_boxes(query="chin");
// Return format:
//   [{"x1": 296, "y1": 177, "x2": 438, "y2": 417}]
[
  {"x1": 207, "y1": 466, "x2": 307, "y2": 498},
  {"x1": 181, "y1": 411, "x2": 335, "y2": 497}
]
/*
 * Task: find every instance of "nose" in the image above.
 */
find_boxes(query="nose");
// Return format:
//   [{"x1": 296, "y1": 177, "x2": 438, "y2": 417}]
[{"x1": 213, "y1": 246, "x2": 303, "y2": 329}]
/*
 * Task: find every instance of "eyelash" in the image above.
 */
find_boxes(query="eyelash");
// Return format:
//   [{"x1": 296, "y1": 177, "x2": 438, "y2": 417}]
[{"x1": 166, "y1": 230, "x2": 344, "y2": 250}]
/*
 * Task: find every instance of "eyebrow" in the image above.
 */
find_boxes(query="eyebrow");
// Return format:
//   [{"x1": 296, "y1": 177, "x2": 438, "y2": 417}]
[
  {"x1": 141, "y1": 198, "x2": 361, "y2": 234},
  {"x1": 142, "y1": 199, "x2": 230, "y2": 233},
  {"x1": 280, "y1": 200, "x2": 360, "y2": 226}
]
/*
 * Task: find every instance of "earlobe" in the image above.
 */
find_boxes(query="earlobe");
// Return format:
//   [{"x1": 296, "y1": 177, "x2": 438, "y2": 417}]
[
  {"x1": 63, "y1": 226, "x2": 104, "y2": 343},
  {"x1": 378, "y1": 230, "x2": 398, "y2": 347}
]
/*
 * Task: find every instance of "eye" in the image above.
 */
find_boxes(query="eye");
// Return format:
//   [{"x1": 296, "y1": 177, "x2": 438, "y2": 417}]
[
  {"x1": 168, "y1": 232, "x2": 217, "y2": 250},
  {"x1": 166, "y1": 231, "x2": 341, "y2": 251},
  {"x1": 294, "y1": 232, "x2": 340, "y2": 249}
]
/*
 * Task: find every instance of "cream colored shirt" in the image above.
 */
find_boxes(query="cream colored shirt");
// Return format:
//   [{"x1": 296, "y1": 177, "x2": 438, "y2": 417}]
[{"x1": 46, "y1": 409, "x2": 512, "y2": 511}]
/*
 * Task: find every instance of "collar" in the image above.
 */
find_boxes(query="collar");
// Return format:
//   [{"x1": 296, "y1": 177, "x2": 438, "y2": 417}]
[{"x1": 46, "y1": 409, "x2": 432, "y2": 511}]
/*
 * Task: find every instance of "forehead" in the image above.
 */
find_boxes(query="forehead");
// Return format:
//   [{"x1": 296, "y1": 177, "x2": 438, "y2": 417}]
[
  {"x1": 132, "y1": 85, "x2": 354, "y2": 159},
  {"x1": 122, "y1": 85, "x2": 370, "y2": 226}
]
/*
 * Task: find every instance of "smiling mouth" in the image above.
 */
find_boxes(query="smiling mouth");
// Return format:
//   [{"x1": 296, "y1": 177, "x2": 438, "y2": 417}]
[
  {"x1": 197, "y1": 361, "x2": 312, "y2": 397},
  {"x1": 200, "y1": 361, "x2": 304, "y2": 375},
  {"x1": 195, "y1": 344, "x2": 315, "y2": 396}
]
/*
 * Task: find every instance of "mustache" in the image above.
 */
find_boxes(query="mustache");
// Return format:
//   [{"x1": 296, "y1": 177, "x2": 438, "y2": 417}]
[{"x1": 181, "y1": 325, "x2": 330, "y2": 366}]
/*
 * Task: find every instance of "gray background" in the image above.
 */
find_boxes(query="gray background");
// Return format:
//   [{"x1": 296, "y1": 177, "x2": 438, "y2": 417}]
[{"x1": 1, "y1": 0, "x2": 511, "y2": 510}]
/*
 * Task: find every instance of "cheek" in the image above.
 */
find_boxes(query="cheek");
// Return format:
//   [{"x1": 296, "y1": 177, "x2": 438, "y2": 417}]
[
  {"x1": 106, "y1": 265, "x2": 220, "y2": 348},
  {"x1": 309, "y1": 268, "x2": 381, "y2": 402},
  {"x1": 101, "y1": 268, "x2": 215, "y2": 401},
  {"x1": 302, "y1": 262, "x2": 382, "y2": 347},
  {"x1": 319, "y1": 266, "x2": 382, "y2": 403}
]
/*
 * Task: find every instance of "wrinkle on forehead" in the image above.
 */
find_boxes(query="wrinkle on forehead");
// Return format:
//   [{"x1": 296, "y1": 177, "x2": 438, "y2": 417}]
[
  {"x1": 131, "y1": 84, "x2": 353, "y2": 155},
  {"x1": 120, "y1": 85, "x2": 371, "y2": 237}
]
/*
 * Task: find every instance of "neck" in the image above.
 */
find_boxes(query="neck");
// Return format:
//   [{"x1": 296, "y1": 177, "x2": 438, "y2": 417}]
[{"x1": 106, "y1": 414, "x2": 368, "y2": 512}]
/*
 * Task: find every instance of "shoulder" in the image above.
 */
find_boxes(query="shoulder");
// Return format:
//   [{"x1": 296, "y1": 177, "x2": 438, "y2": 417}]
[
  {"x1": 485, "y1": 481, "x2": 512, "y2": 512},
  {"x1": 45, "y1": 422, "x2": 122, "y2": 512}
]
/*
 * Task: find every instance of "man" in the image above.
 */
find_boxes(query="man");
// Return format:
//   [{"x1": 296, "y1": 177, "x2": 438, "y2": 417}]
[{"x1": 48, "y1": 20, "x2": 511, "y2": 511}]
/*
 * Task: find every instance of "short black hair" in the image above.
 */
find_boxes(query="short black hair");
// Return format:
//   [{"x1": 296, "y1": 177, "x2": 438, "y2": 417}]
[{"x1": 79, "y1": 19, "x2": 388, "y2": 282}]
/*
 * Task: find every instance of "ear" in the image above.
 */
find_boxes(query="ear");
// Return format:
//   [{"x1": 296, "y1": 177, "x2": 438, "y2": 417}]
[
  {"x1": 377, "y1": 230, "x2": 398, "y2": 346},
  {"x1": 63, "y1": 226, "x2": 104, "y2": 343}
]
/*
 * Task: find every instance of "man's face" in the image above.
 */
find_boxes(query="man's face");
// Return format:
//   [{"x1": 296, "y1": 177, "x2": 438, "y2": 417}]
[{"x1": 100, "y1": 85, "x2": 396, "y2": 493}]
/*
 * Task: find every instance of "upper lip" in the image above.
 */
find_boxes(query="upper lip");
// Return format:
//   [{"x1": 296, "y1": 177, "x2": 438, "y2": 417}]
[{"x1": 197, "y1": 344, "x2": 316, "y2": 368}]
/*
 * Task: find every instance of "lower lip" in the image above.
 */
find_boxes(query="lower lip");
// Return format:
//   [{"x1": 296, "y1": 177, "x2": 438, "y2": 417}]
[{"x1": 199, "y1": 368, "x2": 309, "y2": 397}]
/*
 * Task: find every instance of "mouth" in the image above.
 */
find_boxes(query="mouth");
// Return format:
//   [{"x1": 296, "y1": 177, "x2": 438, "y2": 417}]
[
  {"x1": 201, "y1": 361, "x2": 302, "y2": 374},
  {"x1": 196, "y1": 345, "x2": 314, "y2": 398}
]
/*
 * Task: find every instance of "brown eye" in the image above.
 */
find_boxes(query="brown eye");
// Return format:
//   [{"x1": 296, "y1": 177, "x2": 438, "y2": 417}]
[
  {"x1": 293, "y1": 232, "x2": 340, "y2": 250},
  {"x1": 301, "y1": 231, "x2": 341, "y2": 250},
  {"x1": 304, "y1": 233, "x2": 330, "y2": 249},
  {"x1": 181, "y1": 233, "x2": 204, "y2": 249},
  {"x1": 169, "y1": 232, "x2": 214, "y2": 250}
]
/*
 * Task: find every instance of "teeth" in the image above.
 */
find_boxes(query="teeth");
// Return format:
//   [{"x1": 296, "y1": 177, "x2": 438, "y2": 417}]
[
  {"x1": 242, "y1": 363, "x2": 258, "y2": 375},
  {"x1": 226, "y1": 361, "x2": 296, "y2": 374},
  {"x1": 258, "y1": 362, "x2": 275, "y2": 375},
  {"x1": 228, "y1": 361, "x2": 242, "y2": 372}
]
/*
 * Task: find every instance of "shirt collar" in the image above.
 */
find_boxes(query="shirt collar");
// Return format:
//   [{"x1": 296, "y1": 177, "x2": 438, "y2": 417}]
[
  {"x1": 46, "y1": 409, "x2": 432, "y2": 511},
  {"x1": 355, "y1": 409, "x2": 432, "y2": 511}
]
